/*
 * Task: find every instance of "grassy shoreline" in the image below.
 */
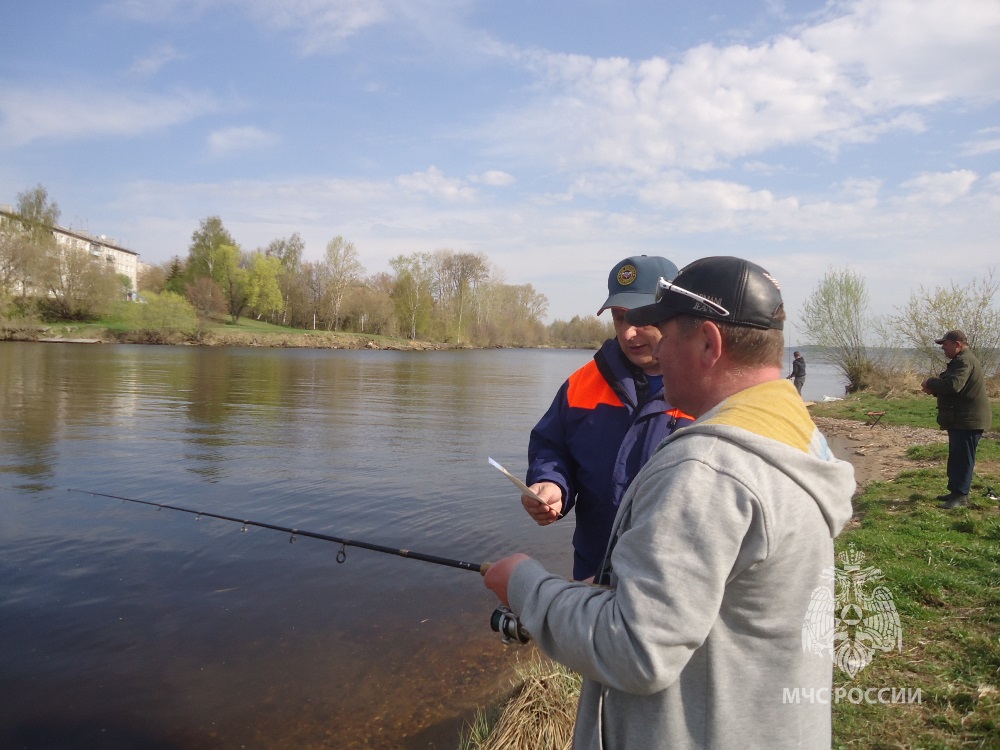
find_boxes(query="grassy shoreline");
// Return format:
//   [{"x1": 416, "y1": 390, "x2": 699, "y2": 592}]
[
  {"x1": 0, "y1": 315, "x2": 601, "y2": 352},
  {"x1": 1, "y1": 317, "x2": 464, "y2": 350},
  {"x1": 460, "y1": 397, "x2": 999, "y2": 750}
]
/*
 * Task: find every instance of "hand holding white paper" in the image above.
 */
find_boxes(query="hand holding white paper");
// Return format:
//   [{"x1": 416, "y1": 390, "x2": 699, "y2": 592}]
[{"x1": 488, "y1": 457, "x2": 545, "y2": 502}]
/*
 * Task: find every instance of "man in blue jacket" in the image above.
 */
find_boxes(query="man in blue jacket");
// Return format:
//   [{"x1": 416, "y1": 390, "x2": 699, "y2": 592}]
[{"x1": 521, "y1": 255, "x2": 693, "y2": 580}]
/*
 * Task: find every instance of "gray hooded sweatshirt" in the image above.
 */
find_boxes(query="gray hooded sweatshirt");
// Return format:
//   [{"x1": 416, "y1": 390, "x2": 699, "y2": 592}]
[{"x1": 508, "y1": 379, "x2": 856, "y2": 749}]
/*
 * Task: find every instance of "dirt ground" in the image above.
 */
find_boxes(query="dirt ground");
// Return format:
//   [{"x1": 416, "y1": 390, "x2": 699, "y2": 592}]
[{"x1": 810, "y1": 414, "x2": 949, "y2": 489}]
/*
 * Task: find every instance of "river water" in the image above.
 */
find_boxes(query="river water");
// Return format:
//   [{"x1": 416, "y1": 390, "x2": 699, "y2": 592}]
[{"x1": 0, "y1": 342, "x2": 846, "y2": 749}]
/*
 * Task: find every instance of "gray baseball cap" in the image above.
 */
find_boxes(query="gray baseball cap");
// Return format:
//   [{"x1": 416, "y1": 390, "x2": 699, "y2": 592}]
[{"x1": 597, "y1": 255, "x2": 680, "y2": 314}]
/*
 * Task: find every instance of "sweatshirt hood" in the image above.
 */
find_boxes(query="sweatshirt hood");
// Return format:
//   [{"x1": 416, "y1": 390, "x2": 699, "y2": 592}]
[{"x1": 666, "y1": 379, "x2": 855, "y2": 537}]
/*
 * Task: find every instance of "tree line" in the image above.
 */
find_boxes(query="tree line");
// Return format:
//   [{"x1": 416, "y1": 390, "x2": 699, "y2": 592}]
[
  {"x1": 145, "y1": 215, "x2": 553, "y2": 345},
  {"x1": 1, "y1": 185, "x2": 614, "y2": 348},
  {"x1": 799, "y1": 266, "x2": 1000, "y2": 392}
]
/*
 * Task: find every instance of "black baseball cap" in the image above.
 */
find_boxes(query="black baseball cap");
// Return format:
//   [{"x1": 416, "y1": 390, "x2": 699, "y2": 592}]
[
  {"x1": 625, "y1": 256, "x2": 784, "y2": 330},
  {"x1": 598, "y1": 255, "x2": 680, "y2": 314},
  {"x1": 934, "y1": 329, "x2": 967, "y2": 344}
]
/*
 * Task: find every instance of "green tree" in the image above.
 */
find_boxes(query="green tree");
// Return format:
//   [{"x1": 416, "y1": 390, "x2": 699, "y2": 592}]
[
  {"x1": 38, "y1": 244, "x2": 120, "y2": 320},
  {"x1": 187, "y1": 216, "x2": 235, "y2": 283},
  {"x1": 264, "y1": 233, "x2": 304, "y2": 325},
  {"x1": 1, "y1": 185, "x2": 60, "y2": 300},
  {"x1": 469, "y1": 279, "x2": 548, "y2": 346},
  {"x1": 505, "y1": 283, "x2": 548, "y2": 345},
  {"x1": 15, "y1": 184, "x2": 60, "y2": 231},
  {"x1": 245, "y1": 252, "x2": 284, "y2": 322},
  {"x1": 164, "y1": 256, "x2": 186, "y2": 295},
  {"x1": 185, "y1": 277, "x2": 226, "y2": 338},
  {"x1": 798, "y1": 267, "x2": 880, "y2": 392},
  {"x1": 118, "y1": 273, "x2": 134, "y2": 299},
  {"x1": 0, "y1": 218, "x2": 26, "y2": 301},
  {"x1": 390, "y1": 252, "x2": 434, "y2": 339},
  {"x1": 298, "y1": 260, "x2": 327, "y2": 330},
  {"x1": 124, "y1": 291, "x2": 197, "y2": 339},
  {"x1": 216, "y1": 243, "x2": 249, "y2": 323},
  {"x1": 138, "y1": 262, "x2": 168, "y2": 294},
  {"x1": 429, "y1": 249, "x2": 490, "y2": 343},
  {"x1": 324, "y1": 236, "x2": 365, "y2": 331},
  {"x1": 344, "y1": 274, "x2": 396, "y2": 335},
  {"x1": 885, "y1": 268, "x2": 1000, "y2": 376},
  {"x1": 549, "y1": 315, "x2": 614, "y2": 347}
]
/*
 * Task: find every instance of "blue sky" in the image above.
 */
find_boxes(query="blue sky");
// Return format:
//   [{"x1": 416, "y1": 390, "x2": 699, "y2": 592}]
[{"x1": 2, "y1": 0, "x2": 998, "y2": 342}]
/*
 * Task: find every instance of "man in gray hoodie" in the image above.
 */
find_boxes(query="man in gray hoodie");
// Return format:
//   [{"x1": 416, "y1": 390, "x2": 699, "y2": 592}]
[{"x1": 486, "y1": 256, "x2": 856, "y2": 749}]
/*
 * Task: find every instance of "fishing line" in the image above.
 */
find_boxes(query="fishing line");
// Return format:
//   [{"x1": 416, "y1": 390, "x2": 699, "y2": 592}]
[
  {"x1": 67, "y1": 488, "x2": 530, "y2": 643},
  {"x1": 67, "y1": 488, "x2": 492, "y2": 575}
]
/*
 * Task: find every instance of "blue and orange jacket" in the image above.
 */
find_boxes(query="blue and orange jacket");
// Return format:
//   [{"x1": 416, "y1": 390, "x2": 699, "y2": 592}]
[{"x1": 527, "y1": 338, "x2": 693, "y2": 580}]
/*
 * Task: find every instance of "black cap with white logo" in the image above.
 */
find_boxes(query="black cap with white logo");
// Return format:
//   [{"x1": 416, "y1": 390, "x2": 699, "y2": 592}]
[{"x1": 625, "y1": 256, "x2": 784, "y2": 330}]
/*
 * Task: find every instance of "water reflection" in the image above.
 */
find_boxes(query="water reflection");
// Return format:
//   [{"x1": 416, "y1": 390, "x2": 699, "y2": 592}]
[{"x1": 0, "y1": 342, "x2": 587, "y2": 749}]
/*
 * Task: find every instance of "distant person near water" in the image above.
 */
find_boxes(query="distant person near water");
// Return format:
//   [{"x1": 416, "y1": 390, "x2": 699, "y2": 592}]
[
  {"x1": 921, "y1": 330, "x2": 992, "y2": 509},
  {"x1": 787, "y1": 351, "x2": 806, "y2": 394}
]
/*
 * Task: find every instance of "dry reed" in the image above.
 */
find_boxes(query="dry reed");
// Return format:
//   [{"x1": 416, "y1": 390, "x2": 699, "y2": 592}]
[{"x1": 462, "y1": 657, "x2": 581, "y2": 750}]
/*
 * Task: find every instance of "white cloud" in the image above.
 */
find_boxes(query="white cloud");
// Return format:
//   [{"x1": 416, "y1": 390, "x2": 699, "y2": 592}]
[
  {"x1": 834, "y1": 177, "x2": 882, "y2": 204},
  {"x1": 801, "y1": 0, "x2": 1000, "y2": 105},
  {"x1": 106, "y1": 0, "x2": 472, "y2": 54},
  {"x1": 898, "y1": 170, "x2": 979, "y2": 205},
  {"x1": 494, "y1": 40, "x2": 860, "y2": 173},
  {"x1": 0, "y1": 85, "x2": 218, "y2": 146},
  {"x1": 475, "y1": 170, "x2": 515, "y2": 186},
  {"x1": 395, "y1": 166, "x2": 477, "y2": 201},
  {"x1": 485, "y1": 0, "x2": 1000, "y2": 177},
  {"x1": 961, "y1": 127, "x2": 1000, "y2": 156},
  {"x1": 104, "y1": 0, "x2": 390, "y2": 50},
  {"x1": 246, "y1": 0, "x2": 389, "y2": 53},
  {"x1": 207, "y1": 126, "x2": 281, "y2": 158},
  {"x1": 129, "y1": 43, "x2": 184, "y2": 76},
  {"x1": 103, "y1": 0, "x2": 217, "y2": 23}
]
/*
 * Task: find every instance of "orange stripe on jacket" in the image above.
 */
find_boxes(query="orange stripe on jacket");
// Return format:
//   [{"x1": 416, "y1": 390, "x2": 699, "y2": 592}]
[
  {"x1": 666, "y1": 407, "x2": 695, "y2": 421},
  {"x1": 566, "y1": 362, "x2": 696, "y2": 420},
  {"x1": 566, "y1": 361, "x2": 623, "y2": 409}
]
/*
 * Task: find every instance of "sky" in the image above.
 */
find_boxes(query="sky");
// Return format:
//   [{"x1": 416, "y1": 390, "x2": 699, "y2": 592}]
[{"x1": 1, "y1": 0, "x2": 999, "y2": 343}]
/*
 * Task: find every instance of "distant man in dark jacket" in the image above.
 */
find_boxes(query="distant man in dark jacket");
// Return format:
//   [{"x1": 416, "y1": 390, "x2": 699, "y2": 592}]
[
  {"x1": 787, "y1": 351, "x2": 806, "y2": 394},
  {"x1": 522, "y1": 256, "x2": 693, "y2": 580},
  {"x1": 921, "y1": 329, "x2": 993, "y2": 508}
]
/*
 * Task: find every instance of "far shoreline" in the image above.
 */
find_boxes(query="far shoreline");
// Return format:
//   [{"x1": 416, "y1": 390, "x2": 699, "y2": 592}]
[{"x1": 2, "y1": 323, "x2": 596, "y2": 353}]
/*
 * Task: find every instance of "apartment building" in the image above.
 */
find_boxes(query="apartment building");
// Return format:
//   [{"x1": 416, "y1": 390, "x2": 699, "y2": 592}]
[{"x1": 0, "y1": 206, "x2": 140, "y2": 295}]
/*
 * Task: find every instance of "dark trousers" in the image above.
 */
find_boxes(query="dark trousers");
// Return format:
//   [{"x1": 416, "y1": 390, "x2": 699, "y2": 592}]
[{"x1": 947, "y1": 429, "x2": 983, "y2": 496}]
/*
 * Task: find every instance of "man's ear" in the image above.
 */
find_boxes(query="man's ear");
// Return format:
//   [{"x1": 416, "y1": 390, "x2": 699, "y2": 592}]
[{"x1": 698, "y1": 319, "x2": 724, "y2": 368}]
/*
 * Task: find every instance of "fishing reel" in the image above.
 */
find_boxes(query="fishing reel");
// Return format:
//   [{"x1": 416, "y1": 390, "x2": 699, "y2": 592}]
[{"x1": 490, "y1": 605, "x2": 530, "y2": 645}]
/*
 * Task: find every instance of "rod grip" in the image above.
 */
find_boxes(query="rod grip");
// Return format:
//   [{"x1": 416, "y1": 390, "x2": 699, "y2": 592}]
[{"x1": 479, "y1": 562, "x2": 492, "y2": 575}]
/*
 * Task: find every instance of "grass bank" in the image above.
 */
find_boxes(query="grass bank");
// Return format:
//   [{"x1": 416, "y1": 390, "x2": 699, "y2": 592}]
[
  {"x1": 1, "y1": 315, "x2": 450, "y2": 350},
  {"x1": 462, "y1": 396, "x2": 999, "y2": 750}
]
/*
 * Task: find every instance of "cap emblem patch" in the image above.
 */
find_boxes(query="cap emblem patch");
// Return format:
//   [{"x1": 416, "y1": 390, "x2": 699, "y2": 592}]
[{"x1": 617, "y1": 265, "x2": 638, "y2": 286}]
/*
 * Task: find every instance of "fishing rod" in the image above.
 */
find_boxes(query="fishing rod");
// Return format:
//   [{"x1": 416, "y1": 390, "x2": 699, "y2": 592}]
[
  {"x1": 68, "y1": 488, "x2": 491, "y2": 574},
  {"x1": 67, "y1": 488, "x2": 531, "y2": 644}
]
